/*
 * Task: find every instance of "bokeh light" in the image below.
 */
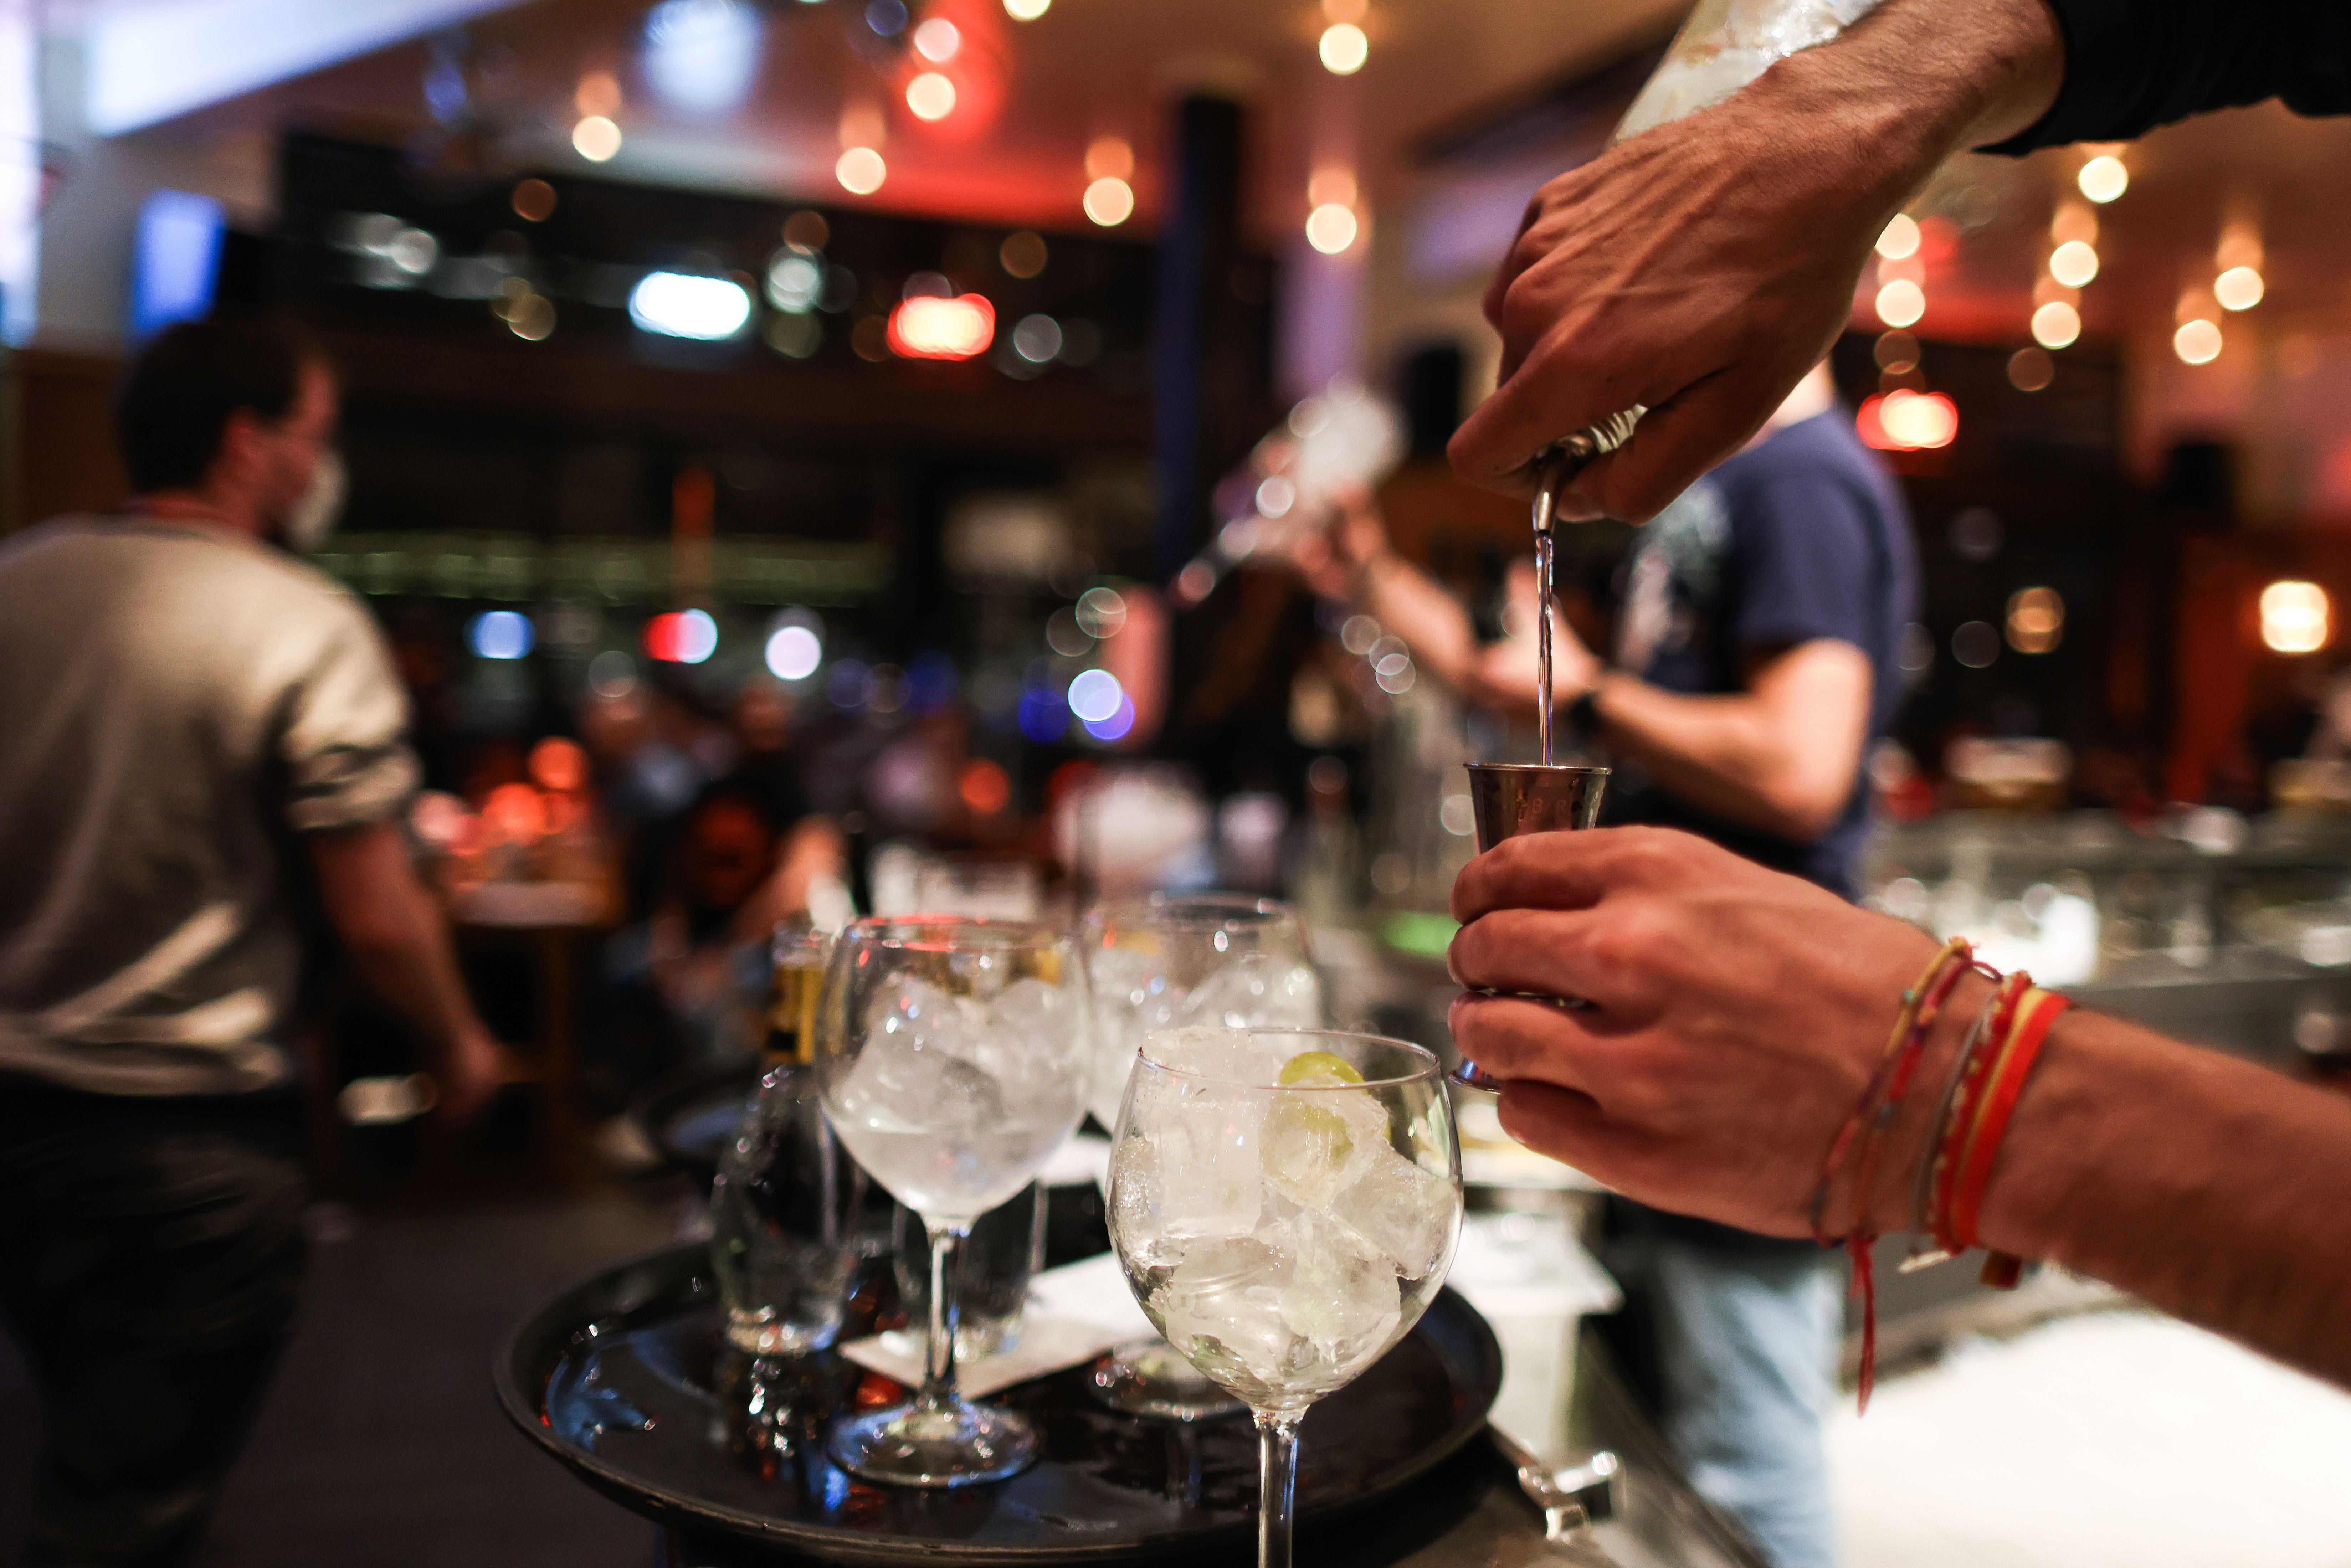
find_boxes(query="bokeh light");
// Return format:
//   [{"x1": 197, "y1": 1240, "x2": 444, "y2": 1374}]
[
  {"x1": 1305, "y1": 203, "x2": 1359, "y2": 254},
  {"x1": 905, "y1": 72, "x2": 957, "y2": 120},
  {"x1": 765, "y1": 624, "x2": 822, "y2": 680},
  {"x1": 629, "y1": 272, "x2": 751, "y2": 340},
  {"x1": 1318, "y1": 21, "x2": 1368, "y2": 73},
  {"x1": 2048, "y1": 240, "x2": 2099, "y2": 287},
  {"x1": 888, "y1": 293, "x2": 995, "y2": 359},
  {"x1": 2006, "y1": 587, "x2": 2064, "y2": 653},
  {"x1": 572, "y1": 115, "x2": 622, "y2": 162},
  {"x1": 1874, "y1": 278, "x2": 1924, "y2": 329},
  {"x1": 2078, "y1": 154, "x2": 2128, "y2": 203},
  {"x1": 469, "y1": 610, "x2": 535, "y2": 660},
  {"x1": 2174, "y1": 318, "x2": 2223, "y2": 365},
  {"x1": 1875, "y1": 214, "x2": 1920, "y2": 260},
  {"x1": 2262, "y1": 582, "x2": 2329, "y2": 653},
  {"x1": 2031, "y1": 300, "x2": 2081, "y2": 350},
  {"x1": 1067, "y1": 668, "x2": 1124, "y2": 725},
  {"x1": 644, "y1": 608, "x2": 718, "y2": 664},
  {"x1": 836, "y1": 147, "x2": 887, "y2": 195},
  {"x1": 2215, "y1": 266, "x2": 2264, "y2": 311},
  {"x1": 1083, "y1": 176, "x2": 1134, "y2": 227}
]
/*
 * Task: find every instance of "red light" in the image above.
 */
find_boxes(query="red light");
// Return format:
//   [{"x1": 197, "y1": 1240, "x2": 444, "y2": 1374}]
[
  {"x1": 888, "y1": 294, "x2": 995, "y2": 360},
  {"x1": 1857, "y1": 390, "x2": 1957, "y2": 452},
  {"x1": 482, "y1": 782, "x2": 548, "y2": 845},
  {"x1": 643, "y1": 613, "x2": 683, "y2": 662},
  {"x1": 959, "y1": 758, "x2": 1011, "y2": 815}
]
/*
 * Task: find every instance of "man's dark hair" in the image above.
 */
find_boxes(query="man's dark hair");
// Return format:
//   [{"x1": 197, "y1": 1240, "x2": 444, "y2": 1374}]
[{"x1": 115, "y1": 315, "x2": 328, "y2": 493}]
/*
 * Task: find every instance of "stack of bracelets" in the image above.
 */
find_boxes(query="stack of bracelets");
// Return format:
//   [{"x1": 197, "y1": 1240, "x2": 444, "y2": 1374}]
[{"x1": 1808, "y1": 937, "x2": 2072, "y2": 1410}]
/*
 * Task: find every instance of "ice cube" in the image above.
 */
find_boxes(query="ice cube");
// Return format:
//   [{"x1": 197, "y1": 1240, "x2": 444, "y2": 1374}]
[
  {"x1": 1280, "y1": 1214, "x2": 1403, "y2": 1363},
  {"x1": 1142, "y1": 1025, "x2": 1282, "y2": 1085},
  {"x1": 1149, "y1": 1234, "x2": 1304, "y2": 1390},
  {"x1": 1150, "y1": 1096, "x2": 1268, "y2": 1239},
  {"x1": 1333, "y1": 1143, "x2": 1459, "y2": 1279},
  {"x1": 1260, "y1": 1086, "x2": 1389, "y2": 1210},
  {"x1": 973, "y1": 976, "x2": 1088, "y2": 1126},
  {"x1": 833, "y1": 977, "x2": 1001, "y2": 1131},
  {"x1": 1176, "y1": 955, "x2": 1323, "y2": 1030}
]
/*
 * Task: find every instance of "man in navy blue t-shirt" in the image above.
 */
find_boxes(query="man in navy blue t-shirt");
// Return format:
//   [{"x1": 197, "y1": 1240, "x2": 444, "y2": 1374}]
[{"x1": 1289, "y1": 360, "x2": 1916, "y2": 1568}]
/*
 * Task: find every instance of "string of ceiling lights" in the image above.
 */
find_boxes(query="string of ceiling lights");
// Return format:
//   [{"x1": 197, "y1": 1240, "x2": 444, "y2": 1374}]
[{"x1": 554, "y1": 0, "x2": 1376, "y2": 260}]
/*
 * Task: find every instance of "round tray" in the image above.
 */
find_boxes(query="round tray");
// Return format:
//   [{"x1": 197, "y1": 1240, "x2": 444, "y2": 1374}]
[{"x1": 496, "y1": 1244, "x2": 1502, "y2": 1563}]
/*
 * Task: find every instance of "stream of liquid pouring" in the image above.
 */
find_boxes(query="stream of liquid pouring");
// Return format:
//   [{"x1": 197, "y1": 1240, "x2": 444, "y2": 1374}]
[{"x1": 1532, "y1": 456, "x2": 1568, "y2": 767}]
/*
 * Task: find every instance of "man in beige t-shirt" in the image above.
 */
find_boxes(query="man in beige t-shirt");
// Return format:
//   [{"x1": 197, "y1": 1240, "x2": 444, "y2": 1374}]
[{"x1": 0, "y1": 317, "x2": 501, "y2": 1566}]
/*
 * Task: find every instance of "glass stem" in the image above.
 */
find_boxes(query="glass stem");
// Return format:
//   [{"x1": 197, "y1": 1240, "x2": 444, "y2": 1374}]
[
  {"x1": 1255, "y1": 1409, "x2": 1304, "y2": 1568},
  {"x1": 918, "y1": 1218, "x2": 967, "y2": 1413}
]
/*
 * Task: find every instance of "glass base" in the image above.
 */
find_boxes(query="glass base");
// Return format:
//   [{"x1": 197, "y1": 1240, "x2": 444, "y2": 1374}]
[
  {"x1": 1090, "y1": 1339, "x2": 1247, "y2": 1421},
  {"x1": 826, "y1": 1398, "x2": 1037, "y2": 1488}
]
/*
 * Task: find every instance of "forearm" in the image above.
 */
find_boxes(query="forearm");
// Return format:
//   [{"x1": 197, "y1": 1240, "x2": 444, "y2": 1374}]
[
  {"x1": 1988, "y1": 1013, "x2": 2351, "y2": 1386},
  {"x1": 1873, "y1": 984, "x2": 2351, "y2": 1388},
  {"x1": 1779, "y1": 0, "x2": 2064, "y2": 165},
  {"x1": 1355, "y1": 555, "x2": 1484, "y2": 694},
  {"x1": 339, "y1": 880, "x2": 494, "y2": 1059},
  {"x1": 1587, "y1": 673, "x2": 1849, "y2": 841}
]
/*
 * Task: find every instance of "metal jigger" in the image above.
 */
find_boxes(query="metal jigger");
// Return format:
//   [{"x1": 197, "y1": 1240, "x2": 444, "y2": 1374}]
[
  {"x1": 1451, "y1": 764, "x2": 1609, "y2": 1091},
  {"x1": 1449, "y1": 419, "x2": 1637, "y2": 1090}
]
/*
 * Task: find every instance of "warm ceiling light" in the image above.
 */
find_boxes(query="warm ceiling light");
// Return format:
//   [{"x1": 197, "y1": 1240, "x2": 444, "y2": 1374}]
[
  {"x1": 1875, "y1": 213, "x2": 1920, "y2": 260},
  {"x1": 1305, "y1": 202, "x2": 1359, "y2": 254},
  {"x1": 1874, "y1": 278, "x2": 1924, "y2": 329},
  {"x1": 1004, "y1": 0, "x2": 1049, "y2": 17},
  {"x1": 1880, "y1": 389, "x2": 1957, "y2": 449},
  {"x1": 913, "y1": 16, "x2": 961, "y2": 60},
  {"x1": 1085, "y1": 135, "x2": 1134, "y2": 181},
  {"x1": 2048, "y1": 240, "x2": 2098, "y2": 287},
  {"x1": 888, "y1": 292, "x2": 996, "y2": 359},
  {"x1": 1319, "y1": 21, "x2": 1368, "y2": 74},
  {"x1": 2262, "y1": 581, "x2": 2329, "y2": 654},
  {"x1": 905, "y1": 71, "x2": 956, "y2": 119},
  {"x1": 2174, "y1": 318, "x2": 2223, "y2": 365},
  {"x1": 1083, "y1": 175, "x2": 1134, "y2": 226},
  {"x1": 2078, "y1": 154, "x2": 2127, "y2": 203},
  {"x1": 2215, "y1": 266, "x2": 2265, "y2": 311},
  {"x1": 2031, "y1": 300, "x2": 2081, "y2": 350},
  {"x1": 2006, "y1": 586, "x2": 2064, "y2": 653},
  {"x1": 836, "y1": 146, "x2": 887, "y2": 195},
  {"x1": 572, "y1": 115, "x2": 622, "y2": 161}
]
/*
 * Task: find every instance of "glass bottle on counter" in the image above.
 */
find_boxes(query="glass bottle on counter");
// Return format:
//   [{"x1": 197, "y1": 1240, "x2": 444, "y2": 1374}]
[{"x1": 709, "y1": 922, "x2": 859, "y2": 1356}]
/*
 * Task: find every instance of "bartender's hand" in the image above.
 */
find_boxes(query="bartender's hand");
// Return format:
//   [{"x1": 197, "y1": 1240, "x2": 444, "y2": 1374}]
[
  {"x1": 1448, "y1": 0, "x2": 2064, "y2": 520},
  {"x1": 1447, "y1": 827, "x2": 1948, "y2": 1237},
  {"x1": 1282, "y1": 485, "x2": 1392, "y2": 602}
]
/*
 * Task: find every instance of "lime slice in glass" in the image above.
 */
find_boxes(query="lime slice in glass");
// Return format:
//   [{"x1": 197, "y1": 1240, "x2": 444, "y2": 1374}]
[{"x1": 1277, "y1": 1050, "x2": 1364, "y2": 1087}]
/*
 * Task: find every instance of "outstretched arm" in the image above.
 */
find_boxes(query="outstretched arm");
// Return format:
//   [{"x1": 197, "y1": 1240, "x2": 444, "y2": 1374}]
[
  {"x1": 1445, "y1": 828, "x2": 2351, "y2": 1390},
  {"x1": 1449, "y1": 0, "x2": 2065, "y2": 518}
]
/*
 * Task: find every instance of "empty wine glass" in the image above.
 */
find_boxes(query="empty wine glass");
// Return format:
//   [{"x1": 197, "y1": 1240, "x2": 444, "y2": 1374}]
[
  {"x1": 1083, "y1": 894, "x2": 1325, "y2": 1417},
  {"x1": 1107, "y1": 1028, "x2": 1463, "y2": 1567},
  {"x1": 815, "y1": 917, "x2": 1091, "y2": 1487}
]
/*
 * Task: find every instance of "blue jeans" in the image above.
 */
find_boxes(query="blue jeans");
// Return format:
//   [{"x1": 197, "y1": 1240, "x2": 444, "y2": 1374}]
[{"x1": 1610, "y1": 1214, "x2": 1841, "y2": 1568}]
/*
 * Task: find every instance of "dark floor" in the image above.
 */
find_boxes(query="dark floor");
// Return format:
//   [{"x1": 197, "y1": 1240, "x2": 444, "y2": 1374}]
[{"x1": 0, "y1": 1175, "x2": 691, "y2": 1568}]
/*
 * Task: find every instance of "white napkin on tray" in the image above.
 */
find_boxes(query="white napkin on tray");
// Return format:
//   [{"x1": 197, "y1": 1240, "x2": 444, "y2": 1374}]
[{"x1": 837, "y1": 1251, "x2": 1158, "y2": 1400}]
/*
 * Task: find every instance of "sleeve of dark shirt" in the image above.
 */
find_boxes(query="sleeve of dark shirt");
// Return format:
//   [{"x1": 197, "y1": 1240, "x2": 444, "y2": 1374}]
[
  {"x1": 1726, "y1": 470, "x2": 1881, "y2": 664},
  {"x1": 1983, "y1": 0, "x2": 2350, "y2": 153}
]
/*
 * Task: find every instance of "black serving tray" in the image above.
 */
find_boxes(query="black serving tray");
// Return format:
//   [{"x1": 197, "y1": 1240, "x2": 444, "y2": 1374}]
[{"x1": 495, "y1": 1244, "x2": 1503, "y2": 1564}]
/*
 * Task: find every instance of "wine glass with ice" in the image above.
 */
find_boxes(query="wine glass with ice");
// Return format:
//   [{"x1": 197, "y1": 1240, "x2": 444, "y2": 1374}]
[
  {"x1": 815, "y1": 916, "x2": 1091, "y2": 1487},
  {"x1": 1083, "y1": 893, "x2": 1325, "y2": 1417},
  {"x1": 1106, "y1": 1027, "x2": 1463, "y2": 1567}
]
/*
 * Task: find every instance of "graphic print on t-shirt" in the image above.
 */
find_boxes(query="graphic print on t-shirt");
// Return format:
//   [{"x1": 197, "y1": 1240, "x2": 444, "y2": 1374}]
[{"x1": 1615, "y1": 478, "x2": 1729, "y2": 678}]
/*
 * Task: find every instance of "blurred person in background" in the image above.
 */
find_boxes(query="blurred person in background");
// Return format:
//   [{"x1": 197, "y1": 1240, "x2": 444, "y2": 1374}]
[
  {"x1": 0, "y1": 316, "x2": 504, "y2": 1568},
  {"x1": 596, "y1": 778, "x2": 841, "y2": 1104},
  {"x1": 1290, "y1": 359, "x2": 1913, "y2": 1568}
]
